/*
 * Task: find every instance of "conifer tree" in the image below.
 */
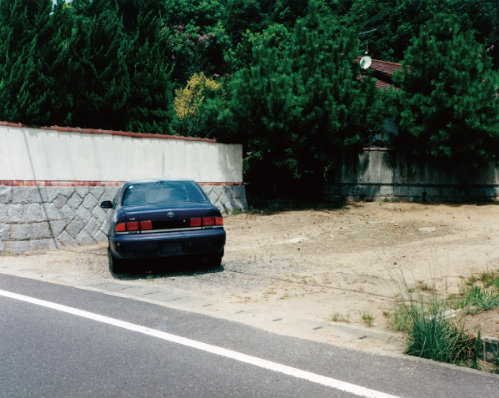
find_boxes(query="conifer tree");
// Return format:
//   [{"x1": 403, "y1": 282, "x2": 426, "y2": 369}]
[
  {"x1": 392, "y1": 15, "x2": 499, "y2": 168},
  {"x1": 225, "y1": 0, "x2": 265, "y2": 44},
  {"x1": 123, "y1": 0, "x2": 174, "y2": 134},
  {"x1": 224, "y1": 1, "x2": 382, "y2": 183},
  {"x1": 0, "y1": 0, "x2": 73, "y2": 125},
  {"x1": 68, "y1": 0, "x2": 130, "y2": 130}
]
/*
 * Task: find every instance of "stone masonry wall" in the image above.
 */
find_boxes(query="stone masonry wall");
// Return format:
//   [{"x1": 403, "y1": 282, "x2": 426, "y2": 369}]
[{"x1": 0, "y1": 185, "x2": 247, "y2": 253}]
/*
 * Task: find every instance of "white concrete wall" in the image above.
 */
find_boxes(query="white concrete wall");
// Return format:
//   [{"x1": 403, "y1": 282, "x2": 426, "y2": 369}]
[{"x1": 0, "y1": 126, "x2": 243, "y2": 183}]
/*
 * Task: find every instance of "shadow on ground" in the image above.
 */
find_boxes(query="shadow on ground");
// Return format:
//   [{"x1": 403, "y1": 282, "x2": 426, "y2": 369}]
[
  {"x1": 249, "y1": 198, "x2": 499, "y2": 216},
  {"x1": 111, "y1": 256, "x2": 225, "y2": 281},
  {"x1": 248, "y1": 198, "x2": 347, "y2": 215}
]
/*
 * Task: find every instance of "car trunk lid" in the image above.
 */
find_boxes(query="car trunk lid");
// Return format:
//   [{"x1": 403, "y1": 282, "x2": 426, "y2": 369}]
[{"x1": 122, "y1": 202, "x2": 219, "y2": 231}]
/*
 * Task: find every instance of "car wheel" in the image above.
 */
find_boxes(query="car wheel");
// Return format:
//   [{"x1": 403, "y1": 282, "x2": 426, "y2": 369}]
[
  {"x1": 207, "y1": 253, "x2": 223, "y2": 268},
  {"x1": 108, "y1": 248, "x2": 128, "y2": 274}
]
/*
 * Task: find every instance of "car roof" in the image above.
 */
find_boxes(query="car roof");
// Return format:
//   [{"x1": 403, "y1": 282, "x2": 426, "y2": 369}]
[{"x1": 124, "y1": 178, "x2": 197, "y2": 185}]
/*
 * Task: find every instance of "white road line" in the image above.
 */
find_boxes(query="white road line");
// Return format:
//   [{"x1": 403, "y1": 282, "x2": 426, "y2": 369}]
[{"x1": 0, "y1": 289, "x2": 399, "y2": 398}]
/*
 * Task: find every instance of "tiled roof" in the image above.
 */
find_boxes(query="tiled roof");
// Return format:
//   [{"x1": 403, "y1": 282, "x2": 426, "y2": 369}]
[
  {"x1": 355, "y1": 57, "x2": 404, "y2": 78},
  {"x1": 0, "y1": 121, "x2": 217, "y2": 143},
  {"x1": 356, "y1": 75, "x2": 398, "y2": 91},
  {"x1": 375, "y1": 79, "x2": 398, "y2": 90},
  {"x1": 0, "y1": 180, "x2": 243, "y2": 186},
  {"x1": 355, "y1": 57, "x2": 407, "y2": 91}
]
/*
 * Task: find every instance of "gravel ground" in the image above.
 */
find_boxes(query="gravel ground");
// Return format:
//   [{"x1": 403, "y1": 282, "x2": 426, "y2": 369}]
[{"x1": 2, "y1": 201, "x2": 499, "y2": 355}]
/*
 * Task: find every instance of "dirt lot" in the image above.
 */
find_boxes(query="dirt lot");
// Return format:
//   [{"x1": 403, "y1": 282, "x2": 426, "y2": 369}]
[{"x1": 2, "y1": 201, "x2": 499, "y2": 355}]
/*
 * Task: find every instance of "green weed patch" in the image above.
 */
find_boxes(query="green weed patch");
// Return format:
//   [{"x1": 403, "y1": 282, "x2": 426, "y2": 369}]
[{"x1": 450, "y1": 285, "x2": 499, "y2": 314}]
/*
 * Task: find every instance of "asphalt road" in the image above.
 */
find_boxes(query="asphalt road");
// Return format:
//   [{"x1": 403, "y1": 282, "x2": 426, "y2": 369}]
[{"x1": 0, "y1": 274, "x2": 497, "y2": 398}]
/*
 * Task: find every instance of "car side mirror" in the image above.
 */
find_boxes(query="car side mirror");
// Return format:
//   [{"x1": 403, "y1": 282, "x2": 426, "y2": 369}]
[{"x1": 100, "y1": 200, "x2": 113, "y2": 209}]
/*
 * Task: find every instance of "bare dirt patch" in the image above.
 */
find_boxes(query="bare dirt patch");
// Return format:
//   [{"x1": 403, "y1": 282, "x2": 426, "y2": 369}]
[
  {"x1": 464, "y1": 309, "x2": 499, "y2": 339},
  {"x1": 2, "y1": 201, "x2": 499, "y2": 355}
]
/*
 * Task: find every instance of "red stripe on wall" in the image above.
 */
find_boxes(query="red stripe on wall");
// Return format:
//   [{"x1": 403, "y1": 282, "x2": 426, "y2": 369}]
[{"x1": 0, "y1": 180, "x2": 243, "y2": 187}]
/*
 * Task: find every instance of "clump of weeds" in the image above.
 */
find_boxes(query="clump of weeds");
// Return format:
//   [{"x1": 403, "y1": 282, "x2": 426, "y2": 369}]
[
  {"x1": 465, "y1": 274, "x2": 479, "y2": 286},
  {"x1": 405, "y1": 296, "x2": 478, "y2": 365},
  {"x1": 448, "y1": 268, "x2": 499, "y2": 315},
  {"x1": 450, "y1": 285, "x2": 499, "y2": 314},
  {"x1": 361, "y1": 310, "x2": 375, "y2": 327},
  {"x1": 389, "y1": 302, "x2": 411, "y2": 332},
  {"x1": 384, "y1": 265, "x2": 483, "y2": 368},
  {"x1": 417, "y1": 282, "x2": 435, "y2": 292},
  {"x1": 231, "y1": 207, "x2": 243, "y2": 215},
  {"x1": 477, "y1": 269, "x2": 499, "y2": 288},
  {"x1": 330, "y1": 312, "x2": 349, "y2": 323}
]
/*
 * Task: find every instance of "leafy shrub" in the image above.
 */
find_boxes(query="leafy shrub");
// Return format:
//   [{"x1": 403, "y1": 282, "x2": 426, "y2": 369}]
[
  {"x1": 173, "y1": 72, "x2": 226, "y2": 137},
  {"x1": 232, "y1": 23, "x2": 291, "y2": 70},
  {"x1": 166, "y1": 23, "x2": 232, "y2": 86}
]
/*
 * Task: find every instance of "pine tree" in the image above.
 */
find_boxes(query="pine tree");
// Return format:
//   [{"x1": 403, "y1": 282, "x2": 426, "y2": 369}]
[
  {"x1": 0, "y1": 0, "x2": 73, "y2": 125},
  {"x1": 224, "y1": 1, "x2": 382, "y2": 183},
  {"x1": 392, "y1": 15, "x2": 499, "y2": 168},
  {"x1": 225, "y1": 0, "x2": 265, "y2": 44},
  {"x1": 68, "y1": 0, "x2": 130, "y2": 130},
  {"x1": 123, "y1": 0, "x2": 174, "y2": 134}
]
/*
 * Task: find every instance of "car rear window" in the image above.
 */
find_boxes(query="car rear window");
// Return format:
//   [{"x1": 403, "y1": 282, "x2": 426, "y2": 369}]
[{"x1": 122, "y1": 181, "x2": 208, "y2": 207}]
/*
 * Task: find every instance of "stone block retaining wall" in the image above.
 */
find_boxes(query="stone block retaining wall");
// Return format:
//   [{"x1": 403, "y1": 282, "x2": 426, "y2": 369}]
[
  {"x1": 0, "y1": 123, "x2": 246, "y2": 253},
  {"x1": 0, "y1": 184, "x2": 247, "y2": 253}
]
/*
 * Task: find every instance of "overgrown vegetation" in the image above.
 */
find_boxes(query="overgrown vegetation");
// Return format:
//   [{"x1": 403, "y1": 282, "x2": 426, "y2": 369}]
[
  {"x1": 450, "y1": 285, "x2": 499, "y2": 314},
  {"x1": 223, "y1": 3, "x2": 383, "y2": 191},
  {"x1": 2, "y1": 0, "x2": 499, "y2": 192},
  {"x1": 387, "y1": 268, "x2": 499, "y2": 370},
  {"x1": 0, "y1": 0, "x2": 176, "y2": 133},
  {"x1": 328, "y1": 0, "x2": 499, "y2": 67},
  {"x1": 391, "y1": 15, "x2": 499, "y2": 169},
  {"x1": 450, "y1": 269, "x2": 499, "y2": 314},
  {"x1": 389, "y1": 288, "x2": 482, "y2": 367},
  {"x1": 173, "y1": 72, "x2": 226, "y2": 137}
]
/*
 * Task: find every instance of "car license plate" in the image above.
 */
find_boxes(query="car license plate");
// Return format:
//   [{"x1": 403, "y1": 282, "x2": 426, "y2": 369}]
[{"x1": 160, "y1": 242, "x2": 185, "y2": 255}]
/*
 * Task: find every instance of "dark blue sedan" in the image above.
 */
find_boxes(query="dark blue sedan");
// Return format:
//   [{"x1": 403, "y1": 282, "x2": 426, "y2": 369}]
[{"x1": 101, "y1": 179, "x2": 225, "y2": 273}]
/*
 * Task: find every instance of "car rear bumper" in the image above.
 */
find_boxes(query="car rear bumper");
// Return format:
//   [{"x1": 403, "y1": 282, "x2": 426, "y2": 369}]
[{"x1": 109, "y1": 228, "x2": 226, "y2": 260}]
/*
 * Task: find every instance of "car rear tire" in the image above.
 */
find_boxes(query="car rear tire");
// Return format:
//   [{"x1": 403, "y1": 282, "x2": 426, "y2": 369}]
[{"x1": 108, "y1": 248, "x2": 129, "y2": 274}]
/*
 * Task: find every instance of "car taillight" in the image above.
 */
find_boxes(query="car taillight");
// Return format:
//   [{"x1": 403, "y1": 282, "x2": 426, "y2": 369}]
[
  {"x1": 203, "y1": 217, "x2": 214, "y2": 226},
  {"x1": 127, "y1": 222, "x2": 139, "y2": 231},
  {"x1": 215, "y1": 217, "x2": 223, "y2": 225},
  {"x1": 140, "y1": 220, "x2": 153, "y2": 230},
  {"x1": 115, "y1": 223, "x2": 126, "y2": 232},
  {"x1": 190, "y1": 218, "x2": 201, "y2": 227}
]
